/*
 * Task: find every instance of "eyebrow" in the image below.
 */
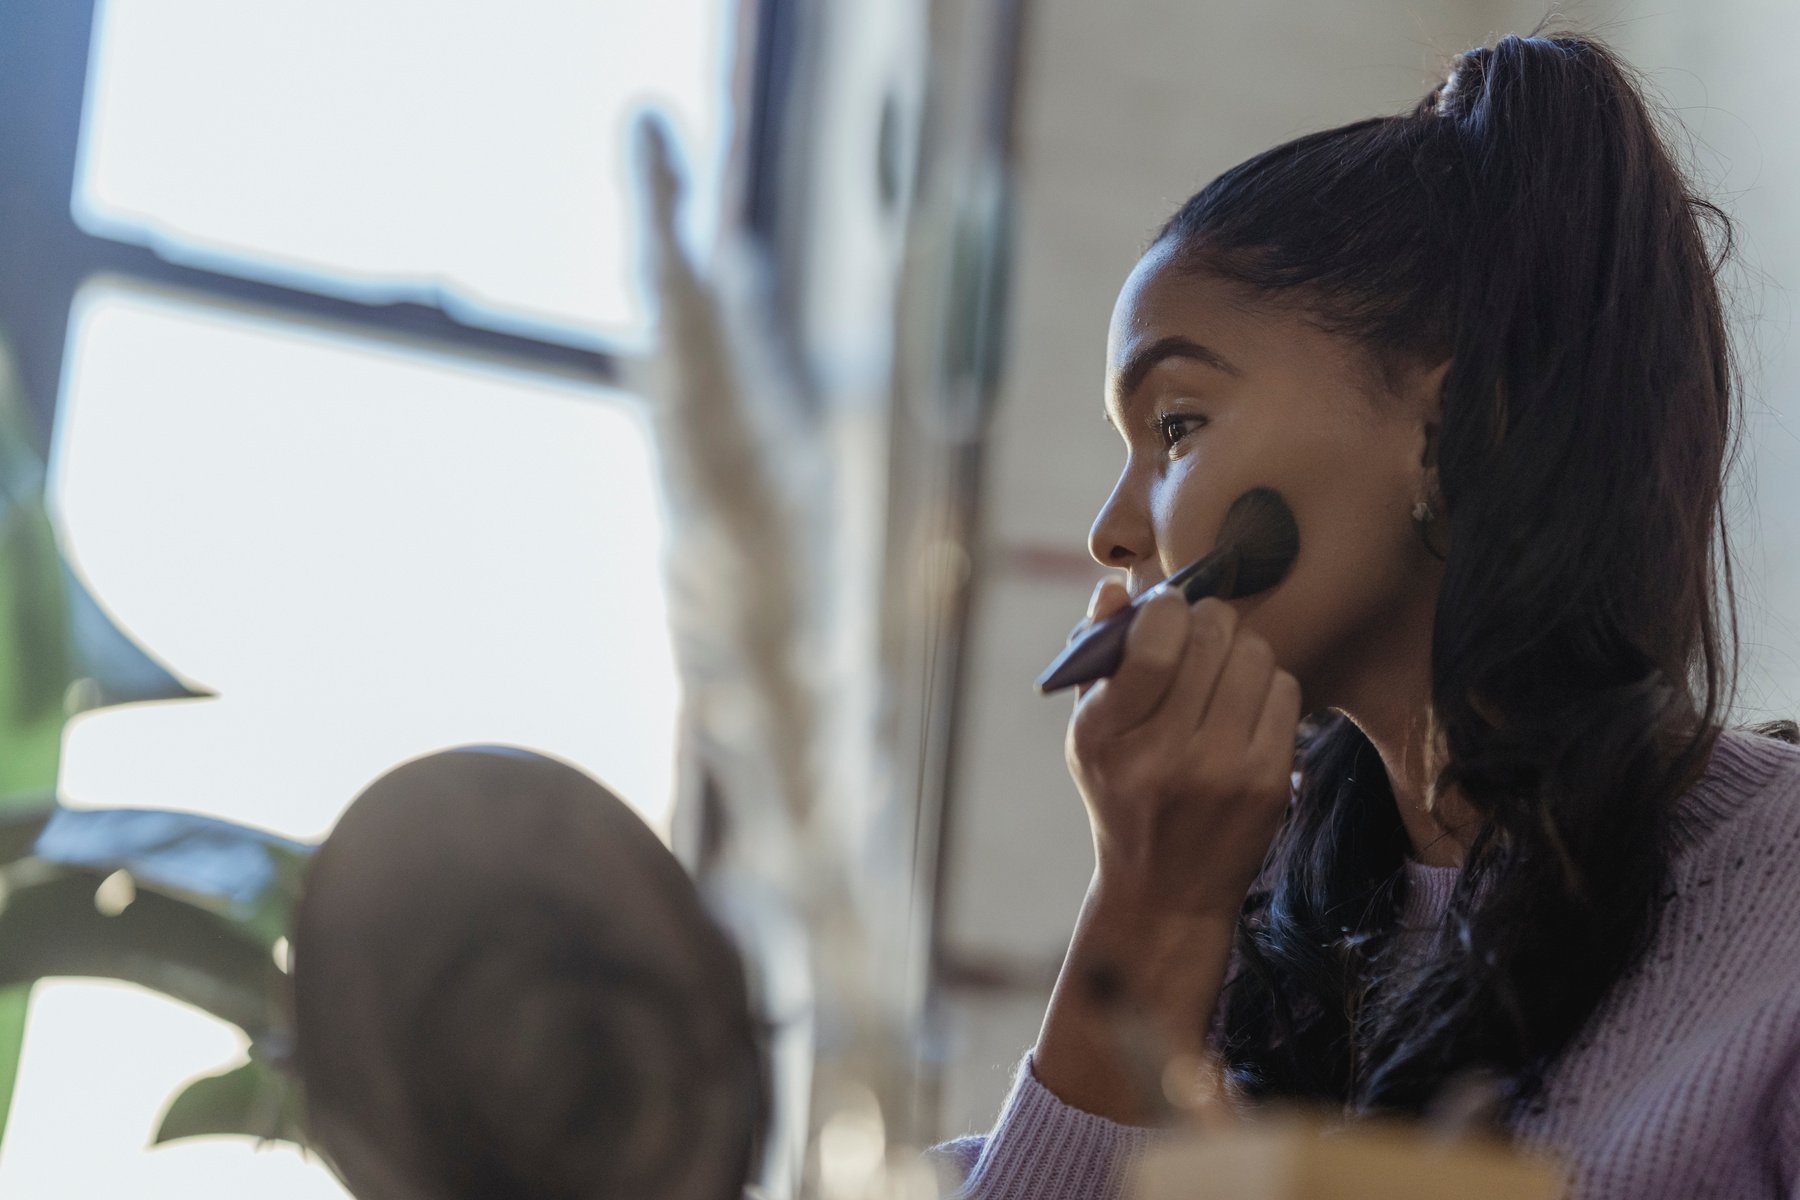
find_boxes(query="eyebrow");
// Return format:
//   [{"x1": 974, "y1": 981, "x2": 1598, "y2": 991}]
[{"x1": 1111, "y1": 335, "x2": 1241, "y2": 411}]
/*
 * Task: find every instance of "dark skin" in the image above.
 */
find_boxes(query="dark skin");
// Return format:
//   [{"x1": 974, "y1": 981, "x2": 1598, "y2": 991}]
[{"x1": 1032, "y1": 242, "x2": 1482, "y2": 1122}]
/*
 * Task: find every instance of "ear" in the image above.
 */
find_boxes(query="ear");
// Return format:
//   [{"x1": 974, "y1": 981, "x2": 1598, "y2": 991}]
[
  {"x1": 1414, "y1": 357, "x2": 1452, "y2": 475},
  {"x1": 1404, "y1": 358, "x2": 1454, "y2": 562}
]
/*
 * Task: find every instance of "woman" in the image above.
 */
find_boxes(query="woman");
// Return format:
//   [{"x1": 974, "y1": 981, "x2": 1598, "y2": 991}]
[{"x1": 936, "y1": 30, "x2": 1800, "y2": 1200}]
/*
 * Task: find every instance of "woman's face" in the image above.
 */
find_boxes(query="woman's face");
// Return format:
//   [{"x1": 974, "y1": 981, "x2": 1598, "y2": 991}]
[{"x1": 1090, "y1": 241, "x2": 1448, "y2": 714}]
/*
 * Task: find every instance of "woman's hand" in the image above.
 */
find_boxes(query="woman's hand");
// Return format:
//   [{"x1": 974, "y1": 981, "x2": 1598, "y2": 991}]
[
  {"x1": 1030, "y1": 579, "x2": 1302, "y2": 1123},
  {"x1": 1066, "y1": 578, "x2": 1302, "y2": 920}
]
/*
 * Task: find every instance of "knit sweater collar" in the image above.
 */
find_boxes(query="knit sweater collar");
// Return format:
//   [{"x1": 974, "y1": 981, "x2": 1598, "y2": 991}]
[{"x1": 1399, "y1": 726, "x2": 1794, "y2": 927}]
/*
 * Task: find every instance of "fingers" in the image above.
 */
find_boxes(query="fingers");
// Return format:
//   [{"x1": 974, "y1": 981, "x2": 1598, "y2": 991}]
[
  {"x1": 1070, "y1": 577, "x2": 1132, "y2": 699},
  {"x1": 1090, "y1": 577, "x2": 1131, "y2": 621},
  {"x1": 1069, "y1": 577, "x2": 1130, "y2": 644},
  {"x1": 1200, "y1": 620, "x2": 1278, "y2": 750},
  {"x1": 1067, "y1": 578, "x2": 1129, "y2": 655},
  {"x1": 1069, "y1": 584, "x2": 1300, "y2": 772},
  {"x1": 1075, "y1": 591, "x2": 1189, "y2": 732},
  {"x1": 1133, "y1": 598, "x2": 1235, "y2": 745}
]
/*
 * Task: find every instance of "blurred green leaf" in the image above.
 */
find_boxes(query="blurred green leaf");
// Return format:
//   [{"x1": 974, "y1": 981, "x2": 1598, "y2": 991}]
[
  {"x1": 154, "y1": 1056, "x2": 305, "y2": 1147},
  {"x1": 0, "y1": 501, "x2": 67, "y2": 802},
  {"x1": 0, "y1": 340, "x2": 68, "y2": 806},
  {"x1": 0, "y1": 986, "x2": 27, "y2": 1149},
  {"x1": 29, "y1": 807, "x2": 311, "y2": 947},
  {"x1": 0, "y1": 313, "x2": 224, "y2": 1154},
  {"x1": 0, "y1": 333, "x2": 207, "y2": 750},
  {"x1": 0, "y1": 870, "x2": 288, "y2": 1038},
  {"x1": 0, "y1": 335, "x2": 67, "y2": 1155},
  {"x1": 0, "y1": 803, "x2": 309, "y2": 1152},
  {"x1": 0, "y1": 812, "x2": 312, "y2": 1152}
]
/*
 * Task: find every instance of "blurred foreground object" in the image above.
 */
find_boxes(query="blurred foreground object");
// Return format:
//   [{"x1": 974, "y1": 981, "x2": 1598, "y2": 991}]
[
  {"x1": 292, "y1": 746, "x2": 765, "y2": 1200},
  {"x1": 628, "y1": 0, "x2": 1023, "y2": 1187},
  {"x1": 1130, "y1": 1116, "x2": 1565, "y2": 1200}
]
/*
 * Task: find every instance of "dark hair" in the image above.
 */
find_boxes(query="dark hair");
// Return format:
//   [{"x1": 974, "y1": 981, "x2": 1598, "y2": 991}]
[{"x1": 1156, "y1": 31, "x2": 1750, "y2": 1118}]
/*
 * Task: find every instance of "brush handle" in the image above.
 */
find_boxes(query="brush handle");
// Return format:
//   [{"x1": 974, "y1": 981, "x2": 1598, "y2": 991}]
[
  {"x1": 1035, "y1": 605, "x2": 1136, "y2": 694},
  {"x1": 1035, "y1": 550, "x2": 1239, "y2": 694}
]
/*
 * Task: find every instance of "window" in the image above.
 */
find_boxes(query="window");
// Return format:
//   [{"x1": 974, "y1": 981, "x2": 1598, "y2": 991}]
[
  {"x1": 76, "y1": 0, "x2": 731, "y2": 346},
  {"x1": 53, "y1": 281, "x2": 681, "y2": 842}
]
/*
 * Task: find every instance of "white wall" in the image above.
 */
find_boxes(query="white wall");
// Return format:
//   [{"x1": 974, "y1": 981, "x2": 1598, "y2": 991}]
[
  {"x1": 1574, "y1": 0, "x2": 1800, "y2": 723},
  {"x1": 934, "y1": 0, "x2": 1800, "y2": 1138}
]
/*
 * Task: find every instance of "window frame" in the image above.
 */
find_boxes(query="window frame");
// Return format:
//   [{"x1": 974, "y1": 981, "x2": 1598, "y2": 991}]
[{"x1": 0, "y1": 0, "x2": 797, "y2": 452}]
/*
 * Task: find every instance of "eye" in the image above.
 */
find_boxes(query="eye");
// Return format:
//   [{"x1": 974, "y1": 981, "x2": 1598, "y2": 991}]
[{"x1": 1156, "y1": 412, "x2": 1207, "y2": 452}]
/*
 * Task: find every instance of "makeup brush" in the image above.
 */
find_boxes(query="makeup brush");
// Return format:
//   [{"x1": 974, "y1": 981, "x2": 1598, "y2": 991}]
[{"x1": 1036, "y1": 487, "x2": 1300, "y2": 694}]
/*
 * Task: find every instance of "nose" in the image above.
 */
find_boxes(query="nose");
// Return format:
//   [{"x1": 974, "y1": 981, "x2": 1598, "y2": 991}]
[{"x1": 1087, "y1": 473, "x2": 1152, "y2": 576}]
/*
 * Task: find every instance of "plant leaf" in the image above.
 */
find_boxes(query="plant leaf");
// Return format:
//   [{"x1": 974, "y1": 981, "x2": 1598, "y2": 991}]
[
  {"x1": 154, "y1": 1057, "x2": 305, "y2": 1147},
  {"x1": 0, "y1": 871, "x2": 286, "y2": 1038},
  {"x1": 0, "y1": 307, "x2": 219, "y2": 1163},
  {"x1": 28, "y1": 807, "x2": 312, "y2": 947},
  {"x1": 0, "y1": 336, "x2": 68, "y2": 1162},
  {"x1": 0, "y1": 985, "x2": 28, "y2": 1146}
]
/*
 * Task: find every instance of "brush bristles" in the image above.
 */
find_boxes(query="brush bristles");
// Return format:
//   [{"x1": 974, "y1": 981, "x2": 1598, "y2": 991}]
[
  {"x1": 1217, "y1": 487, "x2": 1300, "y2": 597},
  {"x1": 1035, "y1": 487, "x2": 1300, "y2": 693}
]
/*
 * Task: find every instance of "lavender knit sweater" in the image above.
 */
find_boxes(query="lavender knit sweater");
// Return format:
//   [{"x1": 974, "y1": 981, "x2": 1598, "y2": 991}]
[{"x1": 931, "y1": 727, "x2": 1800, "y2": 1199}]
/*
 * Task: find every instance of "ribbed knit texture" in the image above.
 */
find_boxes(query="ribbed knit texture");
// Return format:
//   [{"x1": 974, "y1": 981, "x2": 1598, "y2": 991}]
[
  {"x1": 931, "y1": 1069, "x2": 1160, "y2": 1200},
  {"x1": 930, "y1": 727, "x2": 1800, "y2": 1198}
]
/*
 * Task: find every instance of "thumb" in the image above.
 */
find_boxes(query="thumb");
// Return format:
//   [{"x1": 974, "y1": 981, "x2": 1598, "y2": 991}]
[
  {"x1": 1068, "y1": 576, "x2": 1130, "y2": 643},
  {"x1": 1089, "y1": 576, "x2": 1131, "y2": 621},
  {"x1": 1069, "y1": 575, "x2": 1132, "y2": 699}
]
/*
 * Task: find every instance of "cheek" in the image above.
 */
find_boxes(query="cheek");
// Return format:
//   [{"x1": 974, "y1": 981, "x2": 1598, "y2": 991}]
[
  {"x1": 1146, "y1": 473, "x2": 1220, "y2": 569},
  {"x1": 1139, "y1": 409, "x2": 1420, "y2": 690},
  {"x1": 1145, "y1": 456, "x2": 1265, "y2": 572},
  {"x1": 1221, "y1": 432, "x2": 1419, "y2": 682}
]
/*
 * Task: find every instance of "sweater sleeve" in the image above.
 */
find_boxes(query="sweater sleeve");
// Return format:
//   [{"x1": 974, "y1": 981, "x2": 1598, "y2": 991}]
[
  {"x1": 1774, "y1": 1050, "x2": 1800, "y2": 1198},
  {"x1": 926, "y1": 1053, "x2": 1157, "y2": 1200}
]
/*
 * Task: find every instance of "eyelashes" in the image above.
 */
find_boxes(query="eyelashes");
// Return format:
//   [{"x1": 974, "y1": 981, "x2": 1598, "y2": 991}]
[{"x1": 1155, "y1": 411, "x2": 1208, "y2": 452}]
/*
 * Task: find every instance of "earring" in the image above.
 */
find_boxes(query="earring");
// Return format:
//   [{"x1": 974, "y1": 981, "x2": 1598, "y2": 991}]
[{"x1": 1412, "y1": 495, "x2": 1446, "y2": 562}]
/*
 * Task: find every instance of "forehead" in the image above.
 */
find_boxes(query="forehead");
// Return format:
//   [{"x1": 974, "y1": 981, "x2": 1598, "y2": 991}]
[
  {"x1": 1108, "y1": 242, "x2": 1250, "y2": 367},
  {"x1": 1105, "y1": 243, "x2": 1372, "y2": 393},
  {"x1": 1110, "y1": 240, "x2": 1182, "y2": 333}
]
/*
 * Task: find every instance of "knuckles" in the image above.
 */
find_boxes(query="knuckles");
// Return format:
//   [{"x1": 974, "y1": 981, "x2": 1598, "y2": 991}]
[
  {"x1": 1067, "y1": 714, "x2": 1104, "y2": 762},
  {"x1": 1076, "y1": 580, "x2": 1129, "y2": 632},
  {"x1": 1232, "y1": 633, "x2": 1275, "y2": 673},
  {"x1": 1127, "y1": 597, "x2": 1187, "y2": 672},
  {"x1": 1192, "y1": 596, "x2": 1237, "y2": 641},
  {"x1": 1067, "y1": 698, "x2": 1122, "y2": 762}
]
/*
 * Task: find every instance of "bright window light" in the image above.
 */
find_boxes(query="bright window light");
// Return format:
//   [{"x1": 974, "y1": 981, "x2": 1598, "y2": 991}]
[
  {"x1": 49, "y1": 280, "x2": 681, "y2": 841},
  {"x1": 74, "y1": 0, "x2": 731, "y2": 347},
  {"x1": 0, "y1": 980, "x2": 350, "y2": 1199}
]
